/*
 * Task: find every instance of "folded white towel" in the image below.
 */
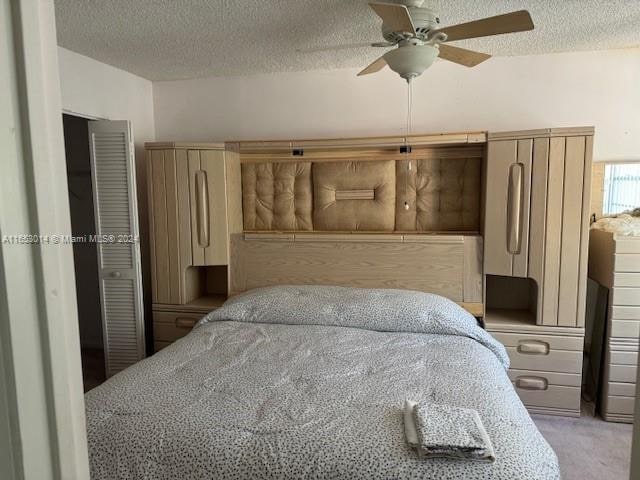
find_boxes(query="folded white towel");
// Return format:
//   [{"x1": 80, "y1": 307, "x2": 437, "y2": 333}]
[{"x1": 403, "y1": 400, "x2": 495, "y2": 463}]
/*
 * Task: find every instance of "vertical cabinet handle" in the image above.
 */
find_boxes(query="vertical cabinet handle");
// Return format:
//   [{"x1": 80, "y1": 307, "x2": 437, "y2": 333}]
[
  {"x1": 506, "y1": 163, "x2": 523, "y2": 254},
  {"x1": 195, "y1": 170, "x2": 210, "y2": 248}
]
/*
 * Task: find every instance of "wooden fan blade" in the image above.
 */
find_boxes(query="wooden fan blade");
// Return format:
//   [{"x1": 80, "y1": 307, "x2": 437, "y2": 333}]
[
  {"x1": 436, "y1": 10, "x2": 534, "y2": 42},
  {"x1": 357, "y1": 56, "x2": 387, "y2": 76},
  {"x1": 369, "y1": 2, "x2": 416, "y2": 35},
  {"x1": 297, "y1": 42, "x2": 394, "y2": 53},
  {"x1": 438, "y1": 44, "x2": 491, "y2": 67}
]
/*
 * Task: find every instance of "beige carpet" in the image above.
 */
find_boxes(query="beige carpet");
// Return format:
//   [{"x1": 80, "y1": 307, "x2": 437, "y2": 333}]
[{"x1": 532, "y1": 410, "x2": 633, "y2": 480}]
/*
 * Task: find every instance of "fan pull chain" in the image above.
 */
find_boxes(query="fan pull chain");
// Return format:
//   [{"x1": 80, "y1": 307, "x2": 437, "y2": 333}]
[{"x1": 404, "y1": 81, "x2": 413, "y2": 211}]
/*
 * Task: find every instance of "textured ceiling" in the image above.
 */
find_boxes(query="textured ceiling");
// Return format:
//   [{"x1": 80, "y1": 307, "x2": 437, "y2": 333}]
[{"x1": 55, "y1": 0, "x2": 640, "y2": 81}]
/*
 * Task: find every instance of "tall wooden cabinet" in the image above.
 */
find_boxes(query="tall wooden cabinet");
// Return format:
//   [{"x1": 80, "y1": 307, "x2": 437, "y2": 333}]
[
  {"x1": 484, "y1": 127, "x2": 594, "y2": 416},
  {"x1": 146, "y1": 142, "x2": 242, "y2": 351}
]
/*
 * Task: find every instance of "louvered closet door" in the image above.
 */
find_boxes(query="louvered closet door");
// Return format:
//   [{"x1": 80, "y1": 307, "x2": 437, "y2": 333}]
[{"x1": 88, "y1": 120, "x2": 145, "y2": 377}]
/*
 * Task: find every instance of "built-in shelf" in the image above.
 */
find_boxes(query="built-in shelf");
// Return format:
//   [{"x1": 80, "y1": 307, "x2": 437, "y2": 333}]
[
  {"x1": 485, "y1": 308, "x2": 536, "y2": 328},
  {"x1": 485, "y1": 307, "x2": 584, "y2": 336},
  {"x1": 153, "y1": 294, "x2": 226, "y2": 314}
]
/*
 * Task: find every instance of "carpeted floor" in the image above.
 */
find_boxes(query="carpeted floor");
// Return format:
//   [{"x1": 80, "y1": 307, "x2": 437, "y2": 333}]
[{"x1": 532, "y1": 408, "x2": 633, "y2": 480}]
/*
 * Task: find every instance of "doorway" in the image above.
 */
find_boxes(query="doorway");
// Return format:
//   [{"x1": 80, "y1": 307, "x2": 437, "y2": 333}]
[{"x1": 62, "y1": 113, "x2": 106, "y2": 391}]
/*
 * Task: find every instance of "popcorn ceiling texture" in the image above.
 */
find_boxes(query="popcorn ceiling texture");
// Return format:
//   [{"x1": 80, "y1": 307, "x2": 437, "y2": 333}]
[{"x1": 54, "y1": 0, "x2": 640, "y2": 81}]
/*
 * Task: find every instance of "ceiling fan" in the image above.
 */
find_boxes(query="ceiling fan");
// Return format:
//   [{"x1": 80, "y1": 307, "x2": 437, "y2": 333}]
[{"x1": 351, "y1": 0, "x2": 534, "y2": 82}]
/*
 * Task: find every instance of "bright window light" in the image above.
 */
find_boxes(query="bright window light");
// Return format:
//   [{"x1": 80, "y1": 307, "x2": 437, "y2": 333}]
[{"x1": 602, "y1": 162, "x2": 640, "y2": 215}]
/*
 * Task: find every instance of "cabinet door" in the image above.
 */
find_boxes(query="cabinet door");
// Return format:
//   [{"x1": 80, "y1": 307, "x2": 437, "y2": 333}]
[
  {"x1": 188, "y1": 150, "x2": 228, "y2": 266},
  {"x1": 148, "y1": 148, "x2": 192, "y2": 304},
  {"x1": 484, "y1": 140, "x2": 532, "y2": 277}
]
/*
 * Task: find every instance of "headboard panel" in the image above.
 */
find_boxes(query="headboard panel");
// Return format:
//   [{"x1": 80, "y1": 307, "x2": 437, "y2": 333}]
[
  {"x1": 229, "y1": 233, "x2": 484, "y2": 316},
  {"x1": 241, "y1": 161, "x2": 313, "y2": 231},
  {"x1": 240, "y1": 140, "x2": 484, "y2": 233}
]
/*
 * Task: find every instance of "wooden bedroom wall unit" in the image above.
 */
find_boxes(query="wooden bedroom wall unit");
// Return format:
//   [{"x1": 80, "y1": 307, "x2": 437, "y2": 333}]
[
  {"x1": 484, "y1": 126, "x2": 594, "y2": 417},
  {"x1": 146, "y1": 142, "x2": 243, "y2": 350},
  {"x1": 588, "y1": 229, "x2": 640, "y2": 423}
]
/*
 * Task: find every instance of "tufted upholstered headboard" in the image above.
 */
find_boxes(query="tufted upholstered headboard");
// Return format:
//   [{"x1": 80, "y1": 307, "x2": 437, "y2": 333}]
[{"x1": 239, "y1": 142, "x2": 483, "y2": 233}]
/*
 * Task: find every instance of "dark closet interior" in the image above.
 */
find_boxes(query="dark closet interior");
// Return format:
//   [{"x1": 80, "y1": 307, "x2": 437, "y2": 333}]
[{"x1": 62, "y1": 113, "x2": 105, "y2": 391}]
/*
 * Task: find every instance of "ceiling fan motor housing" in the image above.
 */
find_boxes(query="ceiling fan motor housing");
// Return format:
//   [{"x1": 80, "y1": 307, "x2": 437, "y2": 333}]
[{"x1": 382, "y1": 7, "x2": 440, "y2": 43}]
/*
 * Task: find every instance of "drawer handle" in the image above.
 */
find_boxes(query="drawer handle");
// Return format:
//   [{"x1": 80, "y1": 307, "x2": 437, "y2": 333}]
[
  {"x1": 517, "y1": 340, "x2": 549, "y2": 355},
  {"x1": 175, "y1": 317, "x2": 197, "y2": 329},
  {"x1": 516, "y1": 376, "x2": 548, "y2": 391}
]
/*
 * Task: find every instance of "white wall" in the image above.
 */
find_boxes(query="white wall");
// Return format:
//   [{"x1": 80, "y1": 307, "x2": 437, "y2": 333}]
[
  {"x1": 154, "y1": 48, "x2": 640, "y2": 162},
  {"x1": 58, "y1": 47, "x2": 155, "y2": 151}
]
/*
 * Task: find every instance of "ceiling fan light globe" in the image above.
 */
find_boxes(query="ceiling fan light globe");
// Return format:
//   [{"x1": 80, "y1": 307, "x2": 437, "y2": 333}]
[{"x1": 383, "y1": 45, "x2": 438, "y2": 81}]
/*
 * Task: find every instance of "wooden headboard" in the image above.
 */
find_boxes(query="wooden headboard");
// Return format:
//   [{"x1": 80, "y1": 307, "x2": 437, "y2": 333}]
[
  {"x1": 226, "y1": 132, "x2": 487, "y2": 317},
  {"x1": 229, "y1": 233, "x2": 483, "y2": 316}
]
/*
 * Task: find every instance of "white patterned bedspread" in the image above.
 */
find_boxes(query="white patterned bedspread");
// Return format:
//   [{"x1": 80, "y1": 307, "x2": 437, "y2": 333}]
[{"x1": 86, "y1": 286, "x2": 559, "y2": 479}]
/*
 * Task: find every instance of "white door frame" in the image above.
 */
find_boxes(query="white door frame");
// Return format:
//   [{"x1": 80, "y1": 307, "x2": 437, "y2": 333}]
[{"x1": 0, "y1": 0, "x2": 89, "y2": 479}]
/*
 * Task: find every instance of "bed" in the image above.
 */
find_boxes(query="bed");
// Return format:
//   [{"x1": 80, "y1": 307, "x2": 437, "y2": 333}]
[{"x1": 86, "y1": 286, "x2": 559, "y2": 479}]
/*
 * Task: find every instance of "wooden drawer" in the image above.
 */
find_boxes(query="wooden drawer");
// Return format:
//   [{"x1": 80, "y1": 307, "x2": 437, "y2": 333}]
[
  {"x1": 613, "y1": 273, "x2": 640, "y2": 288},
  {"x1": 492, "y1": 332, "x2": 583, "y2": 374},
  {"x1": 153, "y1": 310, "x2": 204, "y2": 343},
  {"x1": 610, "y1": 319, "x2": 640, "y2": 339},
  {"x1": 608, "y1": 364, "x2": 637, "y2": 383},
  {"x1": 509, "y1": 370, "x2": 581, "y2": 412},
  {"x1": 603, "y1": 395, "x2": 636, "y2": 416},
  {"x1": 607, "y1": 382, "x2": 637, "y2": 397},
  {"x1": 614, "y1": 254, "x2": 640, "y2": 272},
  {"x1": 611, "y1": 287, "x2": 640, "y2": 306}
]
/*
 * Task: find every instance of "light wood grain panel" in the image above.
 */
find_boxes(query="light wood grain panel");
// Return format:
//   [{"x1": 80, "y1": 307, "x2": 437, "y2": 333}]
[
  {"x1": 590, "y1": 161, "x2": 605, "y2": 220},
  {"x1": 201, "y1": 149, "x2": 228, "y2": 265},
  {"x1": 188, "y1": 150, "x2": 205, "y2": 265},
  {"x1": 558, "y1": 136, "x2": 585, "y2": 326},
  {"x1": 513, "y1": 139, "x2": 533, "y2": 277},
  {"x1": 541, "y1": 137, "x2": 566, "y2": 326},
  {"x1": 176, "y1": 150, "x2": 193, "y2": 302},
  {"x1": 576, "y1": 136, "x2": 593, "y2": 328},
  {"x1": 507, "y1": 369, "x2": 581, "y2": 387},
  {"x1": 163, "y1": 150, "x2": 180, "y2": 304},
  {"x1": 528, "y1": 137, "x2": 550, "y2": 324},
  {"x1": 150, "y1": 149, "x2": 170, "y2": 303},
  {"x1": 463, "y1": 236, "x2": 483, "y2": 303},
  {"x1": 484, "y1": 140, "x2": 518, "y2": 276},
  {"x1": 240, "y1": 145, "x2": 485, "y2": 164},
  {"x1": 230, "y1": 233, "x2": 465, "y2": 300},
  {"x1": 224, "y1": 145, "x2": 243, "y2": 236},
  {"x1": 146, "y1": 151, "x2": 158, "y2": 301},
  {"x1": 488, "y1": 126, "x2": 595, "y2": 141}
]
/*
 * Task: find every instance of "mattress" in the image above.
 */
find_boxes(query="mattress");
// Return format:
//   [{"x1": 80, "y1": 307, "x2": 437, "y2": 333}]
[{"x1": 85, "y1": 286, "x2": 559, "y2": 479}]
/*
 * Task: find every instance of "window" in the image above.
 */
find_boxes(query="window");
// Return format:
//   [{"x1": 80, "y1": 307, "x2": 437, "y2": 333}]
[{"x1": 602, "y1": 162, "x2": 640, "y2": 215}]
